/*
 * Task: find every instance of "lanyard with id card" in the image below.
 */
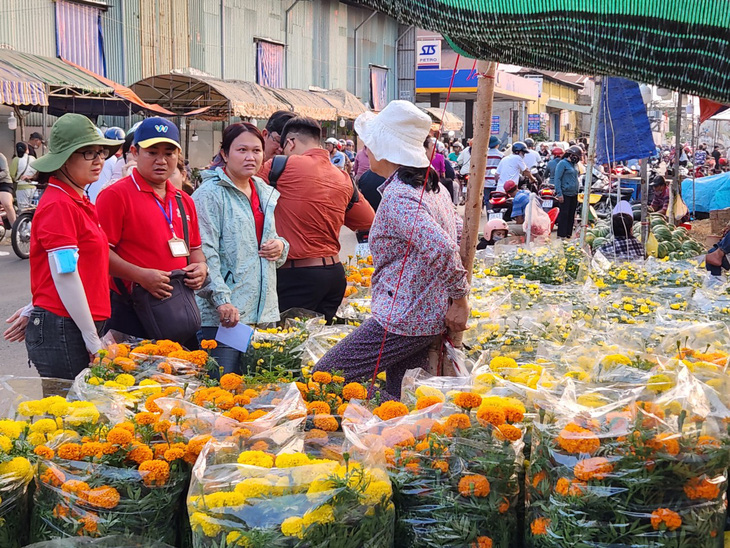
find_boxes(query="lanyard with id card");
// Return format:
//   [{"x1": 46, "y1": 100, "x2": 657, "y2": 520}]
[{"x1": 154, "y1": 195, "x2": 190, "y2": 258}]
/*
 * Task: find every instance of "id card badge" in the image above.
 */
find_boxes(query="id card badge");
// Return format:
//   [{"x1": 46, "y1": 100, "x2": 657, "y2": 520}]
[{"x1": 168, "y1": 237, "x2": 190, "y2": 257}]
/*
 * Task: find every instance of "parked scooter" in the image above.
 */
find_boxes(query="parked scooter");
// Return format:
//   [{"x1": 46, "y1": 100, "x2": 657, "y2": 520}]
[
  {"x1": 488, "y1": 190, "x2": 513, "y2": 222},
  {"x1": 538, "y1": 183, "x2": 556, "y2": 212}
]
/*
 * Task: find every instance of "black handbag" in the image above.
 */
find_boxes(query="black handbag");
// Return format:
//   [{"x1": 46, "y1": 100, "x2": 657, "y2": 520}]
[{"x1": 115, "y1": 192, "x2": 201, "y2": 343}]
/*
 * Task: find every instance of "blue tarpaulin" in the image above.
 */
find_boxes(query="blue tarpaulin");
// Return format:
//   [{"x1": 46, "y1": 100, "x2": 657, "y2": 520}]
[
  {"x1": 595, "y1": 77, "x2": 655, "y2": 165},
  {"x1": 681, "y1": 172, "x2": 730, "y2": 213}
]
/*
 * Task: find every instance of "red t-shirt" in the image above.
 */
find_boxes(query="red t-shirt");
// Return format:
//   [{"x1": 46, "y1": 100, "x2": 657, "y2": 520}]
[
  {"x1": 96, "y1": 169, "x2": 202, "y2": 293},
  {"x1": 30, "y1": 178, "x2": 111, "y2": 321}
]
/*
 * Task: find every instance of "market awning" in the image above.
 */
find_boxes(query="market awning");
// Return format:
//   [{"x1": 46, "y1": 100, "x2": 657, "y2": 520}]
[
  {"x1": 423, "y1": 107, "x2": 463, "y2": 131},
  {"x1": 267, "y1": 88, "x2": 338, "y2": 121},
  {"x1": 130, "y1": 73, "x2": 289, "y2": 120},
  {"x1": 350, "y1": 0, "x2": 730, "y2": 104},
  {"x1": 0, "y1": 49, "x2": 142, "y2": 116},
  {"x1": 311, "y1": 89, "x2": 367, "y2": 120},
  {"x1": 0, "y1": 64, "x2": 47, "y2": 107},
  {"x1": 545, "y1": 99, "x2": 591, "y2": 114}
]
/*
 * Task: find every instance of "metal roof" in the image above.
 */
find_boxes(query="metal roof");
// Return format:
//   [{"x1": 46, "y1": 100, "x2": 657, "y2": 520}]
[{"x1": 0, "y1": 64, "x2": 48, "y2": 107}]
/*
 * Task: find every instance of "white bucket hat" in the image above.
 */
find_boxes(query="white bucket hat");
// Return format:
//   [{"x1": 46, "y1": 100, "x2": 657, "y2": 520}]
[{"x1": 354, "y1": 101, "x2": 431, "y2": 169}]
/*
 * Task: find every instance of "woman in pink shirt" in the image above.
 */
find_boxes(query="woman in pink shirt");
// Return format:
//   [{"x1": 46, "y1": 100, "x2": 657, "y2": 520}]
[{"x1": 313, "y1": 102, "x2": 469, "y2": 399}]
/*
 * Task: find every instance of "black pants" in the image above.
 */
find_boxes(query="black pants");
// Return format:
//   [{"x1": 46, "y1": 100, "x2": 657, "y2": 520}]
[
  {"x1": 277, "y1": 263, "x2": 347, "y2": 323},
  {"x1": 557, "y1": 195, "x2": 578, "y2": 238},
  {"x1": 106, "y1": 291, "x2": 199, "y2": 350}
]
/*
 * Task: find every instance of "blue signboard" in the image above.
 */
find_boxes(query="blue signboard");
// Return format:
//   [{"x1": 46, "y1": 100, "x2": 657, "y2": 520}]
[
  {"x1": 528, "y1": 114, "x2": 541, "y2": 134},
  {"x1": 491, "y1": 116, "x2": 500, "y2": 135}
]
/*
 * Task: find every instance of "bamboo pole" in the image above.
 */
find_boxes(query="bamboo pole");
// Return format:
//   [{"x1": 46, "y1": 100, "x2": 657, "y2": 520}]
[
  {"x1": 579, "y1": 77, "x2": 602, "y2": 247},
  {"x1": 669, "y1": 93, "x2": 682, "y2": 225}
]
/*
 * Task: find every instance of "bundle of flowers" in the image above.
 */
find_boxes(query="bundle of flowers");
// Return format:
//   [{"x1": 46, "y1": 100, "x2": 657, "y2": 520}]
[
  {"x1": 343, "y1": 385, "x2": 524, "y2": 548},
  {"x1": 187, "y1": 413, "x2": 394, "y2": 548},
  {"x1": 462, "y1": 317, "x2": 541, "y2": 361},
  {"x1": 244, "y1": 322, "x2": 312, "y2": 374},
  {"x1": 103, "y1": 338, "x2": 217, "y2": 377},
  {"x1": 30, "y1": 406, "x2": 191, "y2": 544},
  {"x1": 481, "y1": 245, "x2": 568, "y2": 285},
  {"x1": 298, "y1": 324, "x2": 358, "y2": 367},
  {"x1": 526, "y1": 370, "x2": 730, "y2": 548},
  {"x1": 335, "y1": 297, "x2": 372, "y2": 324},
  {"x1": 590, "y1": 258, "x2": 705, "y2": 290}
]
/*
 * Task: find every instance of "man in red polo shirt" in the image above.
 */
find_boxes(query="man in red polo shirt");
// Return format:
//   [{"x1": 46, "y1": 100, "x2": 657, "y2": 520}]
[
  {"x1": 96, "y1": 118, "x2": 207, "y2": 345},
  {"x1": 259, "y1": 116, "x2": 374, "y2": 322}
]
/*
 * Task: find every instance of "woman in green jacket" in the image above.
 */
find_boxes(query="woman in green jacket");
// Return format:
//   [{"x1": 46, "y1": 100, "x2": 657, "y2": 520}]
[{"x1": 193, "y1": 122, "x2": 288, "y2": 375}]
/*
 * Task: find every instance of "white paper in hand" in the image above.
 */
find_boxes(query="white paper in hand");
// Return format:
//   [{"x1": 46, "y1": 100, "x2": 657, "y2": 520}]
[{"x1": 215, "y1": 323, "x2": 254, "y2": 353}]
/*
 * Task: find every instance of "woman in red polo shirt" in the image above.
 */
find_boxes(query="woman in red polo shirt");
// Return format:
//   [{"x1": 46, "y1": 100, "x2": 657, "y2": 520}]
[{"x1": 25, "y1": 114, "x2": 123, "y2": 379}]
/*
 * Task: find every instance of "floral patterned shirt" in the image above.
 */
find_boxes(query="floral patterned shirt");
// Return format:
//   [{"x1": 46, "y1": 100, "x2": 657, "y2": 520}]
[{"x1": 368, "y1": 174, "x2": 469, "y2": 337}]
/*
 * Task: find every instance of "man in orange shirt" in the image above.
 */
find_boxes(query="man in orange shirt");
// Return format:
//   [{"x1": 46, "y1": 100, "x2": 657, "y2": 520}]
[{"x1": 259, "y1": 116, "x2": 374, "y2": 322}]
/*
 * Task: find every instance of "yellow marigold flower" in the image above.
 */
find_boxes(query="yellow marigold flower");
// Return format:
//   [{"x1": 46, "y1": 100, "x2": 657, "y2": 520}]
[
  {"x1": 342, "y1": 382, "x2": 367, "y2": 401},
  {"x1": 275, "y1": 453, "x2": 312, "y2": 468},
  {"x1": 0, "y1": 457, "x2": 33, "y2": 482},
  {"x1": 600, "y1": 354, "x2": 631, "y2": 369},
  {"x1": 16, "y1": 400, "x2": 44, "y2": 417},
  {"x1": 362, "y1": 480, "x2": 392, "y2": 506},
  {"x1": 647, "y1": 374, "x2": 674, "y2": 393},
  {"x1": 281, "y1": 516, "x2": 305, "y2": 538},
  {"x1": 414, "y1": 385, "x2": 445, "y2": 401},
  {"x1": 65, "y1": 402, "x2": 100, "y2": 426},
  {"x1": 43, "y1": 396, "x2": 69, "y2": 417},
  {"x1": 237, "y1": 450, "x2": 274, "y2": 468},
  {"x1": 234, "y1": 477, "x2": 272, "y2": 499},
  {"x1": 190, "y1": 511, "x2": 223, "y2": 537},
  {"x1": 114, "y1": 373, "x2": 135, "y2": 387},
  {"x1": 303, "y1": 504, "x2": 335, "y2": 527}
]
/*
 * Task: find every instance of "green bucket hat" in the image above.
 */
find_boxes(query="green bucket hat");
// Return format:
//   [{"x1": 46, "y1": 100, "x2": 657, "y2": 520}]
[{"x1": 31, "y1": 113, "x2": 124, "y2": 173}]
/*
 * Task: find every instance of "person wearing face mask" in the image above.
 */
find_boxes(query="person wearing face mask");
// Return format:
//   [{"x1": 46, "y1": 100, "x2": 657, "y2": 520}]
[
  {"x1": 477, "y1": 219, "x2": 509, "y2": 249},
  {"x1": 553, "y1": 145, "x2": 582, "y2": 239},
  {"x1": 193, "y1": 123, "x2": 288, "y2": 375},
  {"x1": 24, "y1": 114, "x2": 123, "y2": 379}
]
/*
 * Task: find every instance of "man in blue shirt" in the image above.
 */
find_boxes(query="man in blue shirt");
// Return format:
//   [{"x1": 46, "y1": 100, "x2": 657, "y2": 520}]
[
  {"x1": 325, "y1": 138, "x2": 347, "y2": 171},
  {"x1": 545, "y1": 147, "x2": 563, "y2": 182},
  {"x1": 503, "y1": 180, "x2": 530, "y2": 235},
  {"x1": 554, "y1": 145, "x2": 581, "y2": 239}
]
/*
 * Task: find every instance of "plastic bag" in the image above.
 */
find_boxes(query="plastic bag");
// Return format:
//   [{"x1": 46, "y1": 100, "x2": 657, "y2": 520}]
[
  {"x1": 526, "y1": 370, "x2": 730, "y2": 548},
  {"x1": 343, "y1": 385, "x2": 524, "y2": 548},
  {"x1": 23, "y1": 536, "x2": 175, "y2": 548},
  {"x1": 523, "y1": 197, "x2": 552, "y2": 242},
  {"x1": 187, "y1": 427, "x2": 394, "y2": 547}
]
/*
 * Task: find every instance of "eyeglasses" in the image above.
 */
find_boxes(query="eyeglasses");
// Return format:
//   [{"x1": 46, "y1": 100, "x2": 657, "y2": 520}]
[
  {"x1": 282, "y1": 137, "x2": 295, "y2": 152},
  {"x1": 74, "y1": 149, "x2": 110, "y2": 161},
  {"x1": 269, "y1": 132, "x2": 281, "y2": 146}
]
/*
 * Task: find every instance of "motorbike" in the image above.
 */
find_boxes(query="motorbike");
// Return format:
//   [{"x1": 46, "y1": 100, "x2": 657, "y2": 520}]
[
  {"x1": 11, "y1": 185, "x2": 41, "y2": 260},
  {"x1": 538, "y1": 183, "x2": 555, "y2": 212},
  {"x1": 488, "y1": 190, "x2": 513, "y2": 222}
]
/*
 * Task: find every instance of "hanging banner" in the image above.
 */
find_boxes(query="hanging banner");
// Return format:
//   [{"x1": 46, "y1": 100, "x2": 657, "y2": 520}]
[
  {"x1": 417, "y1": 40, "x2": 441, "y2": 70},
  {"x1": 256, "y1": 40, "x2": 284, "y2": 88},
  {"x1": 370, "y1": 65, "x2": 389, "y2": 112}
]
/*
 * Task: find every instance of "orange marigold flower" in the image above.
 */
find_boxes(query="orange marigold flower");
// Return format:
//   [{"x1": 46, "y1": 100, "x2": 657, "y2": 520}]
[
  {"x1": 498, "y1": 498, "x2": 509, "y2": 513},
  {"x1": 373, "y1": 401, "x2": 409, "y2": 421},
  {"x1": 494, "y1": 424, "x2": 522, "y2": 442},
  {"x1": 471, "y1": 537, "x2": 493, "y2": 548},
  {"x1": 307, "y1": 401, "x2": 332, "y2": 415},
  {"x1": 34, "y1": 445, "x2": 55, "y2": 460},
  {"x1": 531, "y1": 471, "x2": 547, "y2": 488},
  {"x1": 433, "y1": 460, "x2": 449, "y2": 473},
  {"x1": 697, "y1": 436, "x2": 721, "y2": 450},
  {"x1": 453, "y1": 392, "x2": 482, "y2": 410},
  {"x1": 336, "y1": 403, "x2": 349, "y2": 417},
  {"x1": 41, "y1": 466, "x2": 66, "y2": 487},
  {"x1": 220, "y1": 373, "x2": 243, "y2": 391},
  {"x1": 61, "y1": 479, "x2": 90, "y2": 500},
  {"x1": 184, "y1": 435, "x2": 212, "y2": 464},
  {"x1": 156, "y1": 339, "x2": 183, "y2": 355},
  {"x1": 232, "y1": 395, "x2": 251, "y2": 407},
  {"x1": 650, "y1": 508, "x2": 682, "y2": 531},
  {"x1": 170, "y1": 407, "x2": 186, "y2": 419},
  {"x1": 114, "y1": 357, "x2": 137, "y2": 372},
  {"x1": 201, "y1": 339, "x2": 218, "y2": 351},
  {"x1": 80, "y1": 512, "x2": 99, "y2": 534},
  {"x1": 382, "y1": 426, "x2": 415, "y2": 448},
  {"x1": 52, "y1": 503, "x2": 69, "y2": 519},
  {"x1": 646, "y1": 433, "x2": 680, "y2": 456},
  {"x1": 332, "y1": 375, "x2": 345, "y2": 384},
  {"x1": 86, "y1": 486, "x2": 120, "y2": 509},
  {"x1": 164, "y1": 448, "x2": 186, "y2": 461},
  {"x1": 458, "y1": 474, "x2": 490, "y2": 497},
  {"x1": 154, "y1": 420, "x2": 172, "y2": 433},
  {"x1": 157, "y1": 362, "x2": 172, "y2": 375},
  {"x1": 445, "y1": 413, "x2": 472, "y2": 436},
  {"x1": 342, "y1": 382, "x2": 367, "y2": 401},
  {"x1": 250, "y1": 440, "x2": 269, "y2": 452},
  {"x1": 555, "y1": 477, "x2": 571, "y2": 496},
  {"x1": 80, "y1": 442, "x2": 104, "y2": 460},
  {"x1": 404, "y1": 462, "x2": 420, "y2": 474},
  {"x1": 684, "y1": 477, "x2": 721, "y2": 500},
  {"x1": 224, "y1": 407, "x2": 250, "y2": 422},
  {"x1": 188, "y1": 350, "x2": 210, "y2": 367},
  {"x1": 213, "y1": 392, "x2": 235, "y2": 410},
  {"x1": 574, "y1": 457, "x2": 614, "y2": 481},
  {"x1": 477, "y1": 406, "x2": 506, "y2": 427},
  {"x1": 416, "y1": 396, "x2": 444, "y2": 411},
  {"x1": 313, "y1": 414, "x2": 339, "y2": 432},
  {"x1": 57, "y1": 443, "x2": 82, "y2": 461},
  {"x1": 145, "y1": 394, "x2": 163, "y2": 413},
  {"x1": 503, "y1": 404, "x2": 525, "y2": 423},
  {"x1": 635, "y1": 401, "x2": 665, "y2": 428},
  {"x1": 107, "y1": 427, "x2": 133, "y2": 446},
  {"x1": 127, "y1": 444, "x2": 154, "y2": 465},
  {"x1": 430, "y1": 422, "x2": 445, "y2": 436},
  {"x1": 138, "y1": 459, "x2": 170, "y2": 487},
  {"x1": 312, "y1": 371, "x2": 333, "y2": 384},
  {"x1": 530, "y1": 517, "x2": 550, "y2": 536},
  {"x1": 117, "y1": 421, "x2": 135, "y2": 433},
  {"x1": 243, "y1": 389, "x2": 259, "y2": 399},
  {"x1": 556, "y1": 423, "x2": 600, "y2": 454},
  {"x1": 134, "y1": 344, "x2": 161, "y2": 356},
  {"x1": 135, "y1": 412, "x2": 158, "y2": 426},
  {"x1": 248, "y1": 410, "x2": 267, "y2": 421},
  {"x1": 100, "y1": 442, "x2": 117, "y2": 455}
]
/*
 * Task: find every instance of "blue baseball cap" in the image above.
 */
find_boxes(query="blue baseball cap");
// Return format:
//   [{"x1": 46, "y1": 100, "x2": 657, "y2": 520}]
[{"x1": 133, "y1": 117, "x2": 181, "y2": 150}]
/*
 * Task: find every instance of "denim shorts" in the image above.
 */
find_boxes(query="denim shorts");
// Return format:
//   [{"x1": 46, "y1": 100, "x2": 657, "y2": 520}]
[{"x1": 25, "y1": 307, "x2": 105, "y2": 380}]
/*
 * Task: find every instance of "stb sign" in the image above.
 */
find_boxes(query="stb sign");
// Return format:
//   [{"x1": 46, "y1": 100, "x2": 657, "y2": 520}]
[{"x1": 417, "y1": 40, "x2": 441, "y2": 70}]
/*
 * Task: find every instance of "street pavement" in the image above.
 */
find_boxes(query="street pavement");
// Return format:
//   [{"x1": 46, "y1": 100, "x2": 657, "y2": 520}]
[{"x1": 0, "y1": 239, "x2": 34, "y2": 377}]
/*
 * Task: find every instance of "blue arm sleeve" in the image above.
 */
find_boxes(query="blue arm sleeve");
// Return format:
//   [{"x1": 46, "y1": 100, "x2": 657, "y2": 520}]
[{"x1": 49, "y1": 248, "x2": 79, "y2": 274}]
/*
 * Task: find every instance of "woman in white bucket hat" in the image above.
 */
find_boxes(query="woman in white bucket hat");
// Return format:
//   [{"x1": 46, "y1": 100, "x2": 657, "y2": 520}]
[{"x1": 313, "y1": 101, "x2": 470, "y2": 399}]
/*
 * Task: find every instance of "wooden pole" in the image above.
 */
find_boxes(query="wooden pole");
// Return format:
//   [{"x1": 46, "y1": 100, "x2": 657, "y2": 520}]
[
  {"x1": 669, "y1": 92, "x2": 682, "y2": 225},
  {"x1": 640, "y1": 157, "x2": 649, "y2": 255},
  {"x1": 578, "y1": 76, "x2": 602, "y2": 247}
]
